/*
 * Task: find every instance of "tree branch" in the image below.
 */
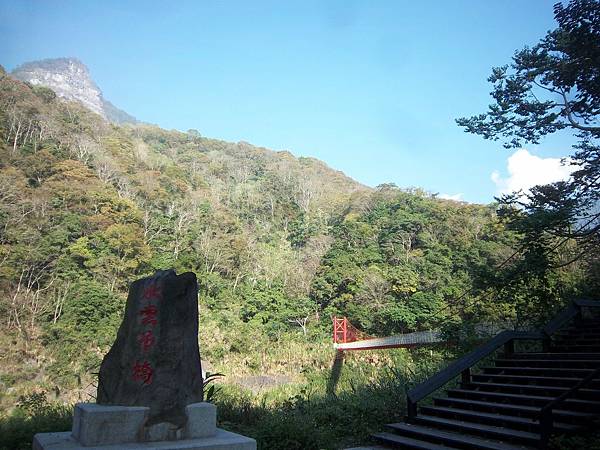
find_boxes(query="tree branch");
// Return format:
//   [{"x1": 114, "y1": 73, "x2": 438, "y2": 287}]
[{"x1": 559, "y1": 89, "x2": 600, "y2": 133}]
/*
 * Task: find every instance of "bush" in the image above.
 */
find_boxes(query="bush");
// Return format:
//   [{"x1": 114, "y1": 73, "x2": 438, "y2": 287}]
[{"x1": 0, "y1": 393, "x2": 72, "y2": 450}]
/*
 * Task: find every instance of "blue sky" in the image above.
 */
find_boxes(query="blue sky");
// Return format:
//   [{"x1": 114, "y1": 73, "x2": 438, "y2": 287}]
[{"x1": 1, "y1": 0, "x2": 573, "y2": 203}]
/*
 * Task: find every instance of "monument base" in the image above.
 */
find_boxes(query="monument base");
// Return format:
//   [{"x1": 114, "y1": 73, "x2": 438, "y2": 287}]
[
  {"x1": 33, "y1": 429, "x2": 256, "y2": 450},
  {"x1": 32, "y1": 403, "x2": 255, "y2": 450}
]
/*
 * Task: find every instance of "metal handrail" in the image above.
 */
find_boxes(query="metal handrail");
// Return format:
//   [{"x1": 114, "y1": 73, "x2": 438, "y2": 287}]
[
  {"x1": 573, "y1": 298, "x2": 600, "y2": 308},
  {"x1": 539, "y1": 367, "x2": 600, "y2": 447},
  {"x1": 406, "y1": 330, "x2": 543, "y2": 418},
  {"x1": 406, "y1": 299, "x2": 599, "y2": 420},
  {"x1": 542, "y1": 302, "x2": 579, "y2": 336}
]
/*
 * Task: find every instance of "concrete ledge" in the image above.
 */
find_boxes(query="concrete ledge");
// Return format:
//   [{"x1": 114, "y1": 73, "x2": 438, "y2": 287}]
[
  {"x1": 344, "y1": 447, "x2": 389, "y2": 450},
  {"x1": 33, "y1": 428, "x2": 256, "y2": 450},
  {"x1": 185, "y1": 403, "x2": 217, "y2": 439},
  {"x1": 72, "y1": 403, "x2": 149, "y2": 446}
]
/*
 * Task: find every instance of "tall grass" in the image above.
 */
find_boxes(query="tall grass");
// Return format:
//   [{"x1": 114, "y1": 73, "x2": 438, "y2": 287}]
[{"x1": 214, "y1": 348, "x2": 446, "y2": 449}]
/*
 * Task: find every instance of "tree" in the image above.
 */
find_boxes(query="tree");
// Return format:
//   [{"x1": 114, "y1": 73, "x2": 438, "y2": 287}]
[
  {"x1": 69, "y1": 223, "x2": 151, "y2": 292},
  {"x1": 456, "y1": 0, "x2": 600, "y2": 297}
]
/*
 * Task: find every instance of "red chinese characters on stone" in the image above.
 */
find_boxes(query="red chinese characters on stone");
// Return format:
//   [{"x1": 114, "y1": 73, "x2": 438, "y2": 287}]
[
  {"x1": 132, "y1": 360, "x2": 153, "y2": 385},
  {"x1": 140, "y1": 304, "x2": 158, "y2": 326},
  {"x1": 133, "y1": 282, "x2": 161, "y2": 384},
  {"x1": 142, "y1": 283, "x2": 162, "y2": 301},
  {"x1": 137, "y1": 330, "x2": 155, "y2": 352}
]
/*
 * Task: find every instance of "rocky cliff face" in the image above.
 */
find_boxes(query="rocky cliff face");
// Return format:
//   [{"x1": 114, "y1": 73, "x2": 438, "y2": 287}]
[{"x1": 12, "y1": 58, "x2": 137, "y2": 124}]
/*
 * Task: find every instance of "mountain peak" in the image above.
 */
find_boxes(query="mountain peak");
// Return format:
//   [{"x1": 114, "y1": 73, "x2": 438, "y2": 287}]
[{"x1": 12, "y1": 57, "x2": 137, "y2": 124}]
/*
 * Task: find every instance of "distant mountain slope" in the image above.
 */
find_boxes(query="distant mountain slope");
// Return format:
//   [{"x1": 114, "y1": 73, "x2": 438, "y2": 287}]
[
  {"x1": 11, "y1": 57, "x2": 137, "y2": 124},
  {"x1": 0, "y1": 69, "x2": 369, "y2": 304}
]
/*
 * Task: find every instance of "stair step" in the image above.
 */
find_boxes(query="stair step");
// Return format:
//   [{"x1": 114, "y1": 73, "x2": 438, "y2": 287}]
[
  {"x1": 485, "y1": 366, "x2": 595, "y2": 376},
  {"x1": 468, "y1": 381, "x2": 569, "y2": 395},
  {"x1": 552, "y1": 346, "x2": 600, "y2": 352},
  {"x1": 553, "y1": 336, "x2": 600, "y2": 342},
  {"x1": 505, "y1": 352, "x2": 600, "y2": 360},
  {"x1": 553, "y1": 343, "x2": 600, "y2": 348},
  {"x1": 495, "y1": 358, "x2": 600, "y2": 368},
  {"x1": 419, "y1": 405, "x2": 578, "y2": 432},
  {"x1": 555, "y1": 342, "x2": 600, "y2": 347},
  {"x1": 471, "y1": 374, "x2": 587, "y2": 386},
  {"x1": 372, "y1": 431, "x2": 458, "y2": 449},
  {"x1": 447, "y1": 388, "x2": 600, "y2": 411},
  {"x1": 556, "y1": 331, "x2": 600, "y2": 336},
  {"x1": 466, "y1": 383, "x2": 600, "y2": 403},
  {"x1": 413, "y1": 415, "x2": 540, "y2": 445},
  {"x1": 383, "y1": 422, "x2": 531, "y2": 450},
  {"x1": 551, "y1": 331, "x2": 600, "y2": 340},
  {"x1": 433, "y1": 397, "x2": 594, "y2": 420}
]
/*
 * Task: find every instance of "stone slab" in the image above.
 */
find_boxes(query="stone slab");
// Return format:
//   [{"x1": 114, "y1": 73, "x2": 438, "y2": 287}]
[
  {"x1": 69, "y1": 402, "x2": 217, "y2": 445},
  {"x1": 72, "y1": 403, "x2": 149, "y2": 446},
  {"x1": 33, "y1": 428, "x2": 256, "y2": 450}
]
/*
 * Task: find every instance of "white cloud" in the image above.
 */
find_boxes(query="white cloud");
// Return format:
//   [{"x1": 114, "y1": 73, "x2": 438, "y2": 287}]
[
  {"x1": 439, "y1": 193, "x2": 464, "y2": 201},
  {"x1": 491, "y1": 149, "x2": 574, "y2": 196}
]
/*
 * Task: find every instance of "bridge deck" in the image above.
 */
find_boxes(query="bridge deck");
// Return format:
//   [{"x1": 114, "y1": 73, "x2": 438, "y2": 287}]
[{"x1": 334, "y1": 330, "x2": 443, "y2": 351}]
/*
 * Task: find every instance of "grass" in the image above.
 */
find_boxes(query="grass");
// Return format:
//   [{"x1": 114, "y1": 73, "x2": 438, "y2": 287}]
[{"x1": 216, "y1": 367, "x2": 413, "y2": 449}]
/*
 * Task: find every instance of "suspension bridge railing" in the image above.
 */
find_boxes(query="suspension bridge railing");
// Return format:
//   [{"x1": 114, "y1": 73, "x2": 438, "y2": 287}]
[{"x1": 332, "y1": 316, "x2": 369, "y2": 344}]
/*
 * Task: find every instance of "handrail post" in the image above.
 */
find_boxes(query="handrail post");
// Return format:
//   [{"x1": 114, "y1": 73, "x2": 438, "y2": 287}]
[
  {"x1": 503, "y1": 339, "x2": 514, "y2": 356},
  {"x1": 539, "y1": 406, "x2": 552, "y2": 449},
  {"x1": 542, "y1": 331, "x2": 551, "y2": 352},
  {"x1": 333, "y1": 316, "x2": 337, "y2": 343},
  {"x1": 406, "y1": 394, "x2": 417, "y2": 422},
  {"x1": 461, "y1": 368, "x2": 471, "y2": 387},
  {"x1": 576, "y1": 302, "x2": 583, "y2": 322},
  {"x1": 537, "y1": 366, "x2": 600, "y2": 448}
]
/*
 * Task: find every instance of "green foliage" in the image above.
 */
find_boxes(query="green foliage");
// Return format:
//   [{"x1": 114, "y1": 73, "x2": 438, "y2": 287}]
[
  {"x1": 31, "y1": 85, "x2": 56, "y2": 103},
  {"x1": 41, "y1": 279, "x2": 122, "y2": 379},
  {"x1": 550, "y1": 432, "x2": 600, "y2": 450},
  {"x1": 238, "y1": 282, "x2": 316, "y2": 336},
  {"x1": 203, "y1": 372, "x2": 225, "y2": 403},
  {"x1": 47, "y1": 279, "x2": 122, "y2": 342},
  {"x1": 311, "y1": 188, "x2": 511, "y2": 332},
  {"x1": 0, "y1": 393, "x2": 71, "y2": 450}
]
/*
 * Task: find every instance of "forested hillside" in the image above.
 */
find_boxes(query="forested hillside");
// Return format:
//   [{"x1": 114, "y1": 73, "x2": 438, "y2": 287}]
[
  {"x1": 0, "y1": 65, "x2": 364, "y2": 389},
  {"x1": 0, "y1": 64, "x2": 593, "y2": 448}
]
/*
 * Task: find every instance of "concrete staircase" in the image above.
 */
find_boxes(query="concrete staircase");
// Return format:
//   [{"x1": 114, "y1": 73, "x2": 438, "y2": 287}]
[{"x1": 371, "y1": 307, "x2": 600, "y2": 449}]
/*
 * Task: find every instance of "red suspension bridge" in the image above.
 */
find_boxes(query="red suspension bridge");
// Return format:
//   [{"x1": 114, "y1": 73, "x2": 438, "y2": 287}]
[{"x1": 332, "y1": 316, "x2": 444, "y2": 351}]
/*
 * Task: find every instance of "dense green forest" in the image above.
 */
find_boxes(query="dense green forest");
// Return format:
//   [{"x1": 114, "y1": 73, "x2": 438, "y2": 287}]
[{"x1": 0, "y1": 1, "x2": 598, "y2": 441}]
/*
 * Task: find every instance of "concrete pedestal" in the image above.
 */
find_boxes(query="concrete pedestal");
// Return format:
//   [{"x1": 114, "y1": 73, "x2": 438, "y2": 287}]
[{"x1": 33, "y1": 403, "x2": 255, "y2": 450}]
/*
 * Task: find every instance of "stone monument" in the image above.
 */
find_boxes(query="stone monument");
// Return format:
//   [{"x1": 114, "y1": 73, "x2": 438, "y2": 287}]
[{"x1": 33, "y1": 270, "x2": 256, "y2": 450}]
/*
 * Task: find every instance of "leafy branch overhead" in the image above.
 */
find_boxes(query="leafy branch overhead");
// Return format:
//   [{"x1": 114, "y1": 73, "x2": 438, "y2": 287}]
[
  {"x1": 456, "y1": 0, "x2": 600, "y2": 297},
  {"x1": 457, "y1": 0, "x2": 600, "y2": 148}
]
